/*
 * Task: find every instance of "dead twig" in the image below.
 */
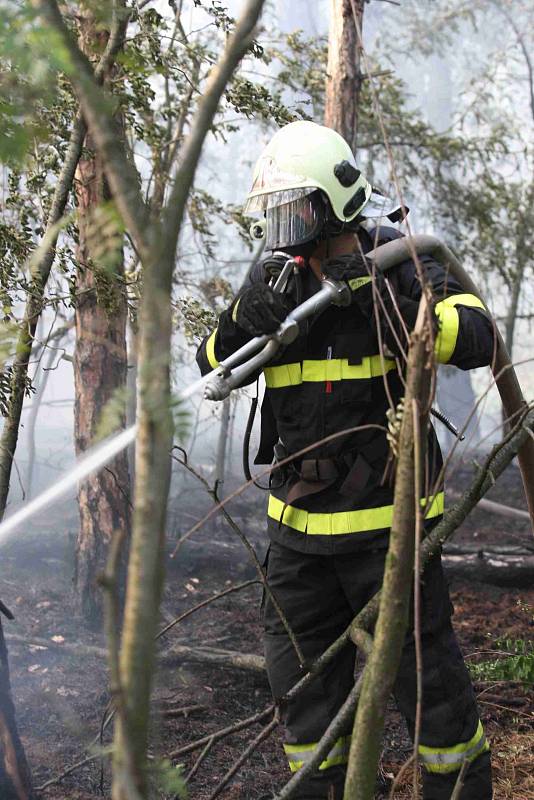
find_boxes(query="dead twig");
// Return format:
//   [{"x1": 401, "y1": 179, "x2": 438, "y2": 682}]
[
  {"x1": 168, "y1": 704, "x2": 275, "y2": 759},
  {"x1": 207, "y1": 709, "x2": 280, "y2": 800},
  {"x1": 36, "y1": 753, "x2": 103, "y2": 792},
  {"x1": 156, "y1": 579, "x2": 259, "y2": 640},
  {"x1": 186, "y1": 736, "x2": 214, "y2": 783}
]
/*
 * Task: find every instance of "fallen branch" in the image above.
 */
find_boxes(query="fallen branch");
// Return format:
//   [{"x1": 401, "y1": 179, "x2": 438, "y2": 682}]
[
  {"x1": 161, "y1": 704, "x2": 207, "y2": 719},
  {"x1": 5, "y1": 634, "x2": 107, "y2": 659},
  {"x1": 168, "y1": 704, "x2": 275, "y2": 759},
  {"x1": 475, "y1": 497, "x2": 530, "y2": 521},
  {"x1": 186, "y1": 737, "x2": 214, "y2": 783},
  {"x1": 161, "y1": 643, "x2": 265, "y2": 673},
  {"x1": 207, "y1": 709, "x2": 280, "y2": 800},
  {"x1": 442, "y1": 552, "x2": 534, "y2": 588},
  {"x1": 36, "y1": 753, "x2": 102, "y2": 792}
]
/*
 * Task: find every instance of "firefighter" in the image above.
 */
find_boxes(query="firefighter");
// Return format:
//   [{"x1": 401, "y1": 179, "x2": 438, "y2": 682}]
[{"x1": 197, "y1": 121, "x2": 493, "y2": 799}]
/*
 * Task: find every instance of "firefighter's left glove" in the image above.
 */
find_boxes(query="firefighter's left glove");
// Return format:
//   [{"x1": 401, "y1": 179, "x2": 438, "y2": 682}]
[
  {"x1": 323, "y1": 253, "x2": 382, "y2": 301},
  {"x1": 232, "y1": 283, "x2": 296, "y2": 336},
  {"x1": 323, "y1": 253, "x2": 384, "y2": 314}
]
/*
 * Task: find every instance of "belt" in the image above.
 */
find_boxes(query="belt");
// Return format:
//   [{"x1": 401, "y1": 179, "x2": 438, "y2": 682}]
[{"x1": 286, "y1": 452, "x2": 378, "y2": 506}]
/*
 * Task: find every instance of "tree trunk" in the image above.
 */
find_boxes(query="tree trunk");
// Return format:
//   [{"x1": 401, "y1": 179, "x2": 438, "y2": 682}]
[
  {"x1": 0, "y1": 618, "x2": 34, "y2": 800},
  {"x1": 324, "y1": 0, "x2": 364, "y2": 149},
  {"x1": 73, "y1": 19, "x2": 130, "y2": 625},
  {"x1": 111, "y1": 244, "x2": 174, "y2": 800}
]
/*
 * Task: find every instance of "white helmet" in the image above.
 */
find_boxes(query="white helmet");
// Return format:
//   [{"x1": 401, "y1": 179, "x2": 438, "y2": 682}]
[{"x1": 245, "y1": 121, "x2": 404, "y2": 251}]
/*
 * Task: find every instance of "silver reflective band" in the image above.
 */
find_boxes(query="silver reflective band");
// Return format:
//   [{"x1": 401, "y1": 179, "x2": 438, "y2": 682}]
[{"x1": 418, "y1": 721, "x2": 489, "y2": 774}]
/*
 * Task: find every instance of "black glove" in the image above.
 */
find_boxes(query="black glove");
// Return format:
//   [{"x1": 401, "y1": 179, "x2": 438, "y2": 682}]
[
  {"x1": 233, "y1": 282, "x2": 295, "y2": 336},
  {"x1": 322, "y1": 252, "x2": 377, "y2": 297}
]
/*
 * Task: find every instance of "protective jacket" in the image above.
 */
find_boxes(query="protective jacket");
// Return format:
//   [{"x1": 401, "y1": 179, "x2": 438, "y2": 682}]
[{"x1": 196, "y1": 226, "x2": 494, "y2": 555}]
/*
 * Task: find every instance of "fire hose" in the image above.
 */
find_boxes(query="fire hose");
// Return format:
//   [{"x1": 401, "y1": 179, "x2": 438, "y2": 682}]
[{"x1": 203, "y1": 235, "x2": 534, "y2": 530}]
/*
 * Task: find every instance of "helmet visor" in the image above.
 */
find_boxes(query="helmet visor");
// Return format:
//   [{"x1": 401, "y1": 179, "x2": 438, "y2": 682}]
[
  {"x1": 244, "y1": 187, "x2": 317, "y2": 213},
  {"x1": 264, "y1": 193, "x2": 324, "y2": 251}
]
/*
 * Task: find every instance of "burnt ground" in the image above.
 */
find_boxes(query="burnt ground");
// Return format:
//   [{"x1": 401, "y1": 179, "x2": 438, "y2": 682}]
[{"x1": 0, "y1": 461, "x2": 533, "y2": 800}]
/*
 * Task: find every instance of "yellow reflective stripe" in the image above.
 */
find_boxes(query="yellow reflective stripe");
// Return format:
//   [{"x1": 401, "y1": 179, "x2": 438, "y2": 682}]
[
  {"x1": 284, "y1": 735, "x2": 351, "y2": 773},
  {"x1": 264, "y1": 362, "x2": 302, "y2": 389},
  {"x1": 434, "y1": 293, "x2": 486, "y2": 365},
  {"x1": 419, "y1": 720, "x2": 489, "y2": 774},
  {"x1": 434, "y1": 303, "x2": 459, "y2": 364},
  {"x1": 263, "y1": 356, "x2": 396, "y2": 388},
  {"x1": 205, "y1": 329, "x2": 219, "y2": 369},
  {"x1": 348, "y1": 276, "x2": 372, "y2": 291},
  {"x1": 268, "y1": 492, "x2": 444, "y2": 535},
  {"x1": 442, "y1": 293, "x2": 486, "y2": 311}
]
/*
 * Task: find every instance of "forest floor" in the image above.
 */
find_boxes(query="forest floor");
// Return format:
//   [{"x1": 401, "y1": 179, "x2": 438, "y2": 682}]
[{"x1": 0, "y1": 461, "x2": 532, "y2": 800}]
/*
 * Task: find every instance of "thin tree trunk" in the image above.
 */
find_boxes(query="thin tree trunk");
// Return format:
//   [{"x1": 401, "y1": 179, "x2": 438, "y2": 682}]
[
  {"x1": 0, "y1": 618, "x2": 35, "y2": 800},
  {"x1": 73, "y1": 18, "x2": 131, "y2": 625},
  {"x1": 504, "y1": 258, "x2": 526, "y2": 360},
  {"x1": 344, "y1": 304, "x2": 433, "y2": 799},
  {"x1": 324, "y1": 0, "x2": 364, "y2": 149}
]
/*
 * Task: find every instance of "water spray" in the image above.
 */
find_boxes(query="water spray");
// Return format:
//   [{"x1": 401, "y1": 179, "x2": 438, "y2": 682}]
[{"x1": 0, "y1": 371, "x2": 216, "y2": 546}]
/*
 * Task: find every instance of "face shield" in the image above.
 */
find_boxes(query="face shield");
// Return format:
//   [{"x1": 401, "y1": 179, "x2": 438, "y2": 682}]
[{"x1": 244, "y1": 189, "x2": 325, "y2": 251}]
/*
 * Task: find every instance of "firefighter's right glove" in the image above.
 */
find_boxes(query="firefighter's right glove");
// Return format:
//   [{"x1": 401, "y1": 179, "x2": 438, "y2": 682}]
[{"x1": 232, "y1": 283, "x2": 295, "y2": 336}]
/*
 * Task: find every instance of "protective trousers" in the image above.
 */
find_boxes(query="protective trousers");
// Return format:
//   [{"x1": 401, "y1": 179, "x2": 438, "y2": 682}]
[{"x1": 263, "y1": 542, "x2": 492, "y2": 800}]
